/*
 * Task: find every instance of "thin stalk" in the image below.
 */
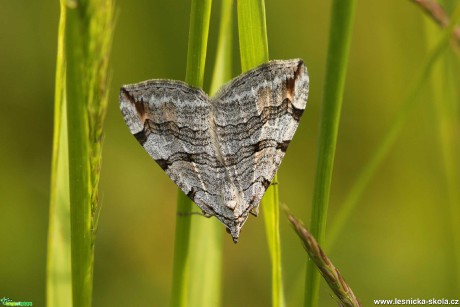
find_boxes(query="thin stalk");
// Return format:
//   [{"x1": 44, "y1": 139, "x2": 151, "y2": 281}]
[
  {"x1": 237, "y1": 0, "x2": 269, "y2": 70},
  {"x1": 237, "y1": 1, "x2": 285, "y2": 306},
  {"x1": 209, "y1": 0, "x2": 233, "y2": 96},
  {"x1": 47, "y1": 1, "x2": 72, "y2": 305},
  {"x1": 305, "y1": 1, "x2": 356, "y2": 306},
  {"x1": 185, "y1": 0, "x2": 213, "y2": 87},
  {"x1": 263, "y1": 179, "x2": 285, "y2": 307},
  {"x1": 188, "y1": 0, "x2": 233, "y2": 306},
  {"x1": 170, "y1": 0, "x2": 212, "y2": 306}
]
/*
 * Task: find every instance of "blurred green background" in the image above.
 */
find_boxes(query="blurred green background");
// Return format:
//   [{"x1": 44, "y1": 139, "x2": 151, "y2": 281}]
[{"x1": 1, "y1": 0, "x2": 459, "y2": 306}]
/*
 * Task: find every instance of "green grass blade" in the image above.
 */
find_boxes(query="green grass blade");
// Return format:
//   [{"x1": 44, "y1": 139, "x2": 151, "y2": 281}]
[
  {"x1": 326, "y1": 1, "x2": 460, "y2": 251},
  {"x1": 47, "y1": 2, "x2": 72, "y2": 305},
  {"x1": 237, "y1": 1, "x2": 285, "y2": 307},
  {"x1": 171, "y1": 192, "x2": 192, "y2": 307},
  {"x1": 237, "y1": 0, "x2": 268, "y2": 71},
  {"x1": 209, "y1": 0, "x2": 233, "y2": 96},
  {"x1": 185, "y1": 0, "x2": 213, "y2": 87},
  {"x1": 263, "y1": 179, "x2": 285, "y2": 307},
  {"x1": 65, "y1": 4, "x2": 93, "y2": 306},
  {"x1": 64, "y1": 0, "x2": 114, "y2": 305},
  {"x1": 305, "y1": 1, "x2": 356, "y2": 306},
  {"x1": 170, "y1": 1, "x2": 212, "y2": 306},
  {"x1": 188, "y1": 2, "x2": 234, "y2": 305},
  {"x1": 47, "y1": 93, "x2": 72, "y2": 307}
]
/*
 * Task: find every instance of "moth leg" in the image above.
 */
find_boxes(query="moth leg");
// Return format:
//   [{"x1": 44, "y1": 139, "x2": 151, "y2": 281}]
[{"x1": 202, "y1": 211, "x2": 212, "y2": 218}]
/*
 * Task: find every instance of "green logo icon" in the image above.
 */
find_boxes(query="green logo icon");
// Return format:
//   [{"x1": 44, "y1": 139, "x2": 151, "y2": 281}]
[{"x1": 0, "y1": 297, "x2": 33, "y2": 306}]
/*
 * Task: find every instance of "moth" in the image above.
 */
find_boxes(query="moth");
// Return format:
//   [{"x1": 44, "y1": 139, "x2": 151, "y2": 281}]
[{"x1": 120, "y1": 59, "x2": 309, "y2": 242}]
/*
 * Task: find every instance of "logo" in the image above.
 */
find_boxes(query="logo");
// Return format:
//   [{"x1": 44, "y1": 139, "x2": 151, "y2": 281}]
[{"x1": 0, "y1": 297, "x2": 33, "y2": 306}]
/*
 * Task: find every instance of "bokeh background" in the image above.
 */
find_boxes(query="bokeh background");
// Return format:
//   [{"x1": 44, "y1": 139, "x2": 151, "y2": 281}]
[{"x1": 1, "y1": 0, "x2": 459, "y2": 306}]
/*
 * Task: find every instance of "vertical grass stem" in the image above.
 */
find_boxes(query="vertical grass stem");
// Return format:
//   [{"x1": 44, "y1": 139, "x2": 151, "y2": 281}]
[{"x1": 305, "y1": 1, "x2": 356, "y2": 306}]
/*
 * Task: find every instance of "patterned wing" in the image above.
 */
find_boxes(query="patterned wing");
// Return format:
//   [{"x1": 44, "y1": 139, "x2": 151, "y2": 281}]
[
  {"x1": 210, "y1": 59, "x2": 309, "y2": 239},
  {"x1": 120, "y1": 80, "x2": 226, "y2": 220}
]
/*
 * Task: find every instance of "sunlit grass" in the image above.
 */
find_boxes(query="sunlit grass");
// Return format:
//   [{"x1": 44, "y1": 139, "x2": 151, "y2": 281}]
[
  {"x1": 47, "y1": 0, "x2": 114, "y2": 306},
  {"x1": 46, "y1": 2, "x2": 71, "y2": 306},
  {"x1": 237, "y1": 1, "x2": 285, "y2": 306},
  {"x1": 188, "y1": 0, "x2": 233, "y2": 306},
  {"x1": 170, "y1": 0, "x2": 212, "y2": 306},
  {"x1": 305, "y1": 1, "x2": 356, "y2": 306}
]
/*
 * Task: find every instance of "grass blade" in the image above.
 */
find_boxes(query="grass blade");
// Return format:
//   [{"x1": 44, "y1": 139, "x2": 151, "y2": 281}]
[
  {"x1": 305, "y1": 1, "x2": 356, "y2": 306},
  {"x1": 209, "y1": 0, "x2": 234, "y2": 96},
  {"x1": 237, "y1": 1, "x2": 285, "y2": 306},
  {"x1": 185, "y1": 0, "x2": 213, "y2": 87},
  {"x1": 65, "y1": 4, "x2": 93, "y2": 306},
  {"x1": 170, "y1": 1, "x2": 212, "y2": 306},
  {"x1": 47, "y1": 2, "x2": 72, "y2": 305},
  {"x1": 237, "y1": 0, "x2": 269, "y2": 70},
  {"x1": 263, "y1": 179, "x2": 285, "y2": 307},
  {"x1": 188, "y1": 0, "x2": 233, "y2": 306},
  {"x1": 64, "y1": 0, "x2": 114, "y2": 305}
]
